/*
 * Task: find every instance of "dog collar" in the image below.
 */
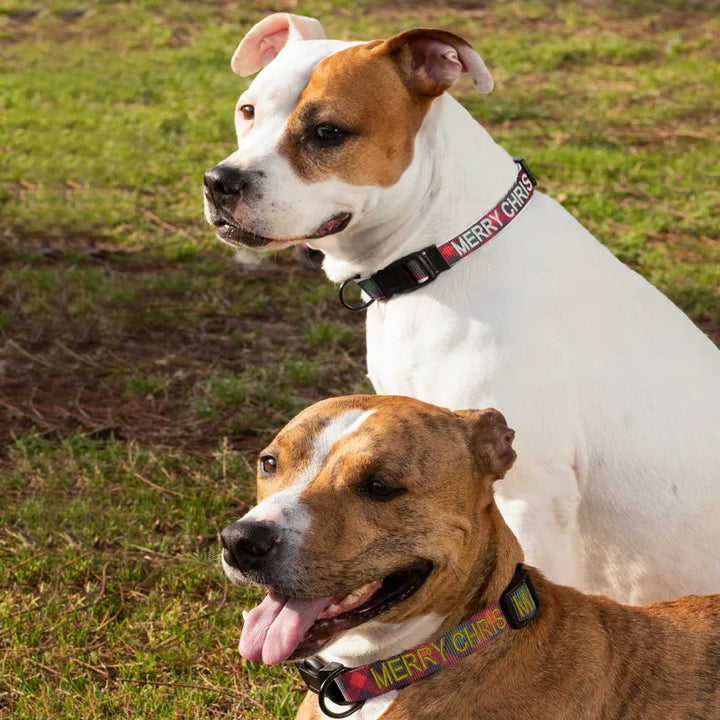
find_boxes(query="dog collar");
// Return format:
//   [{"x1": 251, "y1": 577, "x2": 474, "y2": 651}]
[
  {"x1": 338, "y1": 158, "x2": 537, "y2": 310},
  {"x1": 298, "y1": 564, "x2": 540, "y2": 718}
]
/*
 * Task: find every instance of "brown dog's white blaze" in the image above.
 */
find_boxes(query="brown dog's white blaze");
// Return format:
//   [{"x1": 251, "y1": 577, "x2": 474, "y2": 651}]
[{"x1": 278, "y1": 29, "x2": 490, "y2": 188}]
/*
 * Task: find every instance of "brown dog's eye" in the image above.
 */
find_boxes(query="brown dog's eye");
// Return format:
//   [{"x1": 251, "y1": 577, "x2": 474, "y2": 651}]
[
  {"x1": 239, "y1": 104, "x2": 255, "y2": 120},
  {"x1": 260, "y1": 455, "x2": 277, "y2": 475},
  {"x1": 358, "y1": 476, "x2": 406, "y2": 502}
]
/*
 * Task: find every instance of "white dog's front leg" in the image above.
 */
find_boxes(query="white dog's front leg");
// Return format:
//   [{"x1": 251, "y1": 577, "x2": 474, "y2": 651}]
[{"x1": 495, "y1": 462, "x2": 586, "y2": 590}]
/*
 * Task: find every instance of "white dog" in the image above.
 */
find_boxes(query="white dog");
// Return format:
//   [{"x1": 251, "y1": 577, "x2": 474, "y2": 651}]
[{"x1": 204, "y1": 13, "x2": 720, "y2": 604}]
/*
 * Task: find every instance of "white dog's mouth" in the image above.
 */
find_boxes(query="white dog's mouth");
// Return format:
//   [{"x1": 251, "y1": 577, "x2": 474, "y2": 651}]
[
  {"x1": 238, "y1": 561, "x2": 432, "y2": 665},
  {"x1": 214, "y1": 212, "x2": 351, "y2": 249}
]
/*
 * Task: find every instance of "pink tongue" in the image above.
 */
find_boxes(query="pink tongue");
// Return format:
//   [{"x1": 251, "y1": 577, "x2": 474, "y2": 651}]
[{"x1": 239, "y1": 591, "x2": 332, "y2": 665}]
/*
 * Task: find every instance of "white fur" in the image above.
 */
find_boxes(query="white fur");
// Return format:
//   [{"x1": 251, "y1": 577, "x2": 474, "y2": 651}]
[
  {"x1": 213, "y1": 22, "x2": 720, "y2": 611},
  {"x1": 203, "y1": 39, "x2": 367, "y2": 247}
]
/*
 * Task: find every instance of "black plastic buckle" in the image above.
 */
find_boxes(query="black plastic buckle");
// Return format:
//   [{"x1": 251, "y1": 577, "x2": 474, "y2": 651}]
[
  {"x1": 370, "y1": 244, "x2": 450, "y2": 300},
  {"x1": 298, "y1": 658, "x2": 364, "y2": 718},
  {"x1": 411, "y1": 245, "x2": 449, "y2": 285},
  {"x1": 338, "y1": 244, "x2": 451, "y2": 310},
  {"x1": 513, "y1": 156, "x2": 537, "y2": 187},
  {"x1": 499, "y1": 564, "x2": 541, "y2": 630}
]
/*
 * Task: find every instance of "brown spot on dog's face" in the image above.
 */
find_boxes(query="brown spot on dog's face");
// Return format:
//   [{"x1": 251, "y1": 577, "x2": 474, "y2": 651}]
[{"x1": 278, "y1": 42, "x2": 435, "y2": 187}]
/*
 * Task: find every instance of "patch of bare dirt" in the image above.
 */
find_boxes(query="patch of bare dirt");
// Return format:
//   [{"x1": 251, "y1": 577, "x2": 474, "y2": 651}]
[
  {"x1": 0, "y1": 248, "x2": 367, "y2": 456},
  {"x1": 2, "y1": 241, "x2": 716, "y2": 459}
]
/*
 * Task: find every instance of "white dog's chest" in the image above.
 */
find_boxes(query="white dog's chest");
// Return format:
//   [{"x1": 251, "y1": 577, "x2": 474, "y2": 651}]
[
  {"x1": 361, "y1": 198, "x2": 720, "y2": 604},
  {"x1": 365, "y1": 281, "x2": 501, "y2": 405}
]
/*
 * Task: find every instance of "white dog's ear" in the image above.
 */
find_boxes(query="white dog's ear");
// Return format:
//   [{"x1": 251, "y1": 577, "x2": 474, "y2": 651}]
[
  {"x1": 455, "y1": 408, "x2": 516, "y2": 479},
  {"x1": 382, "y1": 28, "x2": 493, "y2": 96},
  {"x1": 231, "y1": 13, "x2": 326, "y2": 76}
]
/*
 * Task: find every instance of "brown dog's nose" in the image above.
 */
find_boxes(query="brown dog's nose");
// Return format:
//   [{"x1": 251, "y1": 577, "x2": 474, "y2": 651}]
[{"x1": 220, "y1": 520, "x2": 278, "y2": 570}]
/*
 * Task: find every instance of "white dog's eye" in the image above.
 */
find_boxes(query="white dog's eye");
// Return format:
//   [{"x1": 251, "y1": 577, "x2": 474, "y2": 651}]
[
  {"x1": 239, "y1": 104, "x2": 255, "y2": 120},
  {"x1": 314, "y1": 124, "x2": 346, "y2": 144},
  {"x1": 259, "y1": 455, "x2": 277, "y2": 475}
]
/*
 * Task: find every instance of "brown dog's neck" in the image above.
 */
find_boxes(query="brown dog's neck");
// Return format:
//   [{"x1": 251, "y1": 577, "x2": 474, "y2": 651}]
[{"x1": 451, "y1": 502, "x2": 525, "y2": 628}]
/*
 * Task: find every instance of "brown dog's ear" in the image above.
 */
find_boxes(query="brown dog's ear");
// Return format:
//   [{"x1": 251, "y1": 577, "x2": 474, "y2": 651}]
[
  {"x1": 381, "y1": 28, "x2": 494, "y2": 97},
  {"x1": 231, "y1": 13, "x2": 326, "y2": 77},
  {"x1": 456, "y1": 408, "x2": 516, "y2": 479}
]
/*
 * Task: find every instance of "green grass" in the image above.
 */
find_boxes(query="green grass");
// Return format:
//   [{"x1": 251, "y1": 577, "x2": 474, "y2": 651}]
[
  {"x1": 1, "y1": 434, "x2": 300, "y2": 718},
  {"x1": 1, "y1": 2, "x2": 717, "y2": 324},
  {"x1": 1, "y1": 0, "x2": 719, "y2": 717}
]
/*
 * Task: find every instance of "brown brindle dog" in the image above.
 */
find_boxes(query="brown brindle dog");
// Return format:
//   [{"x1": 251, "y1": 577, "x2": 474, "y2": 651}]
[{"x1": 220, "y1": 395, "x2": 720, "y2": 720}]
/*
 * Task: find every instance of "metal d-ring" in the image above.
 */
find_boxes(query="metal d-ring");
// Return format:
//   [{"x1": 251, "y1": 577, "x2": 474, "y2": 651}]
[
  {"x1": 338, "y1": 277, "x2": 375, "y2": 311},
  {"x1": 318, "y1": 665, "x2": 365, "y2": 718}
]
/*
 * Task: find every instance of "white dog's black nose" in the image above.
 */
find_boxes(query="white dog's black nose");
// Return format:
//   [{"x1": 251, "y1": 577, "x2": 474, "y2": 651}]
[
  {"x1": 203, "y1": 164, "x2": 247, "y2": 199},
  {"x1": 221, "y1": 520, "x2": 278, "y2": 570}
]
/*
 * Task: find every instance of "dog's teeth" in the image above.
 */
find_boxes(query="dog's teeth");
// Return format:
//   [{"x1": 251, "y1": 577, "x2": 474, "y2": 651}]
[
  {"x1": 317, "y1": 580, "x2": 383, "y2": 621},
  {"x1": 242, "y1": 610, "x2": 249, "y2": 622}
]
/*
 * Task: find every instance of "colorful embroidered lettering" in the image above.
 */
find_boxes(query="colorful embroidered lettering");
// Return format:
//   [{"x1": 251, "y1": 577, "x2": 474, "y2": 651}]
[
  {"x1": 492, "y1": 606, "x2": 508, "y2": 631},
  {"x1": 430, "y1": 638, "x2": 447, "y2": 663},
  {"x1": 475, "y1": 616, "x2": 493, "y2": 643},
  {"x1": 510, "y1": 584, "x2": 536, "y2": 620},
  {"x1": 451, "y1": 630, "x2": 468, "y2": 653},
  {"x1": 401, "y1": 651, "x2": 422, "y2": 676},
  {"x1": 416, "y1": 645, "x2": 436, "y2": 672},
  {"x1": 370, "y1": 663, "x2": 394, "y2": 691},
  {"x1": 330, "y1": 569, "x2": 538, "y2": 705},
  {"x1": 387, "y1": 656, "x2": 409, "y2": 683},
  {"x1": 463, "y1": 622, "x2": 481, "y2": 648}
]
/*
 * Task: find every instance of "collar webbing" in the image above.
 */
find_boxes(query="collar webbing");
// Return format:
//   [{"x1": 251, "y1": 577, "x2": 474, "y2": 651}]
[
  {"x1": 338, "y1": 158, "x2": 537, "y2": 310},
  {"x1": 298, "y1": 564, "x2": 540, "y2": 717}
]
